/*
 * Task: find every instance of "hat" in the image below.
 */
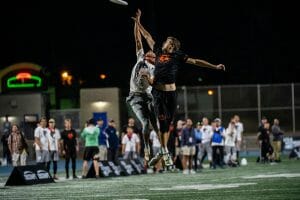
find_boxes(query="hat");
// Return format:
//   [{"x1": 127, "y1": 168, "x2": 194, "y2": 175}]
[
  {"x1": 109, "y1": 119, "x2": 115, "y2": 123},
  {"x1": 196, "y1": 122, "x2": 201, "y2": 126},
  {"x1": 214, "y1": 118, "x2": 221, "y2": 122},
  {"x1": 49, "y1": 118, "x2": 55, "y2": 123}
]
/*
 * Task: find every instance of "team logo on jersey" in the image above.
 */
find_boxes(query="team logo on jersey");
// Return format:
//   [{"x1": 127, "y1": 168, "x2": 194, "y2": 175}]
[
  {"x1": 67, "y1": 132, "x2": 74, "y2": 139},
  {"x1": 159, "y1": 54, "x2": 171, "y2": 63}
]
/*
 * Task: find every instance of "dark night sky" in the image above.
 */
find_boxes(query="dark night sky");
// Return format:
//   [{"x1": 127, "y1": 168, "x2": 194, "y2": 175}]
[{"x1": 0, "y1": 0, "x2": 299, "y2": 90}]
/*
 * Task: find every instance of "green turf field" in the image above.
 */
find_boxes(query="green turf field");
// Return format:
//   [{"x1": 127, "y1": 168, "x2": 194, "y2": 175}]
[{"x1": 1, "y1": 158, "x2": 300, "y2": 200}]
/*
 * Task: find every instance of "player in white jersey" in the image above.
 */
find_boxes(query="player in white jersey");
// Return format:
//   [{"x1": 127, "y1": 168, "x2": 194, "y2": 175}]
[{"x1": 126, "y1": 9, "x2": 160, "y2": 164}]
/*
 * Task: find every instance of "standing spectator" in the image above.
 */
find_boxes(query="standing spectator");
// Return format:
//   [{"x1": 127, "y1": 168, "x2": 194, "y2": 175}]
[
  {"x1": 106, "y1": 119, "x2": 119, "y2": 164},
  {"x1": 121, "y1": 118, "x2": 140, "y2": 141},
  {"x1": 258, "y1": 122, "x2": 274, "y2": 163},
  {"x1": 224, "y1": 118, "x2": 238, "y2": 166},
  {"x1": 47, "y1": 118, "x2": 61, "y2": 180},
  {"x1": 199, "y1": 117, "x2": 213, "y2": 168},
  {"x1": 194, "y1": 122, "x2": 202, "y2": 170},
  {"x1": 234, "y1": 115, "x2": 244, "y2": 164},
  {"x1": 97, "y1": 118, "x2": 108, "y2": 162},
  {"x1": 174, "y1": 120, "x2": 185, "y2": 169},
  {"x1": 61, "y1": 118, "x2": 79, "y2": 179},
  {"x1": 211, "y1": 118, "x2": 225, "y2": 169},
  {"x1": 8, "y1": 124, "x2": 28, "y2": 166},
  {"x1": 271, "y1": 119, "x2": 284, "y2": 162},
  {"x1": 81, "y1": 118, "x2": 100, "y2": 179},
  {"x1": 122, "y1": 127, "x2": 140, "y2": 161},
  {"x1": 34, "y1": 117, "x2": 50, "y2": 167},
  {"x1": 1, "y1": 115, "x2": 12, "y2": 165},
  {"x1": 181, "y1": 119, "x2": 196, "y2": 174}
]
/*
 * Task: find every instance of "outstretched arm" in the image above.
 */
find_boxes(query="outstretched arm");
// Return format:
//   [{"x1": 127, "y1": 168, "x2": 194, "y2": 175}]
[
  {"x1": 134, "y1": 10, "x2": 143, "y2": 54},
  {"x1": 186, "y1": 57, "x2": 225, "y2": 71},
  {"x1": 132, "y1": 9, "x2": 155, "y2": 51}
]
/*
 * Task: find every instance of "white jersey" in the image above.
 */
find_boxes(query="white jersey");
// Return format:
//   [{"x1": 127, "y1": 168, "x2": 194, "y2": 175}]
[
  {"x1": 34, "y1": 127, "x2": 50, "y2": 151},
  {"x1": 129, "y1": 49, "x2": 154, "y2": 94},
  {"x1": 235, "y1": 122, "x2": 244, "y2": 141},
  {"x1": 150, "y1": 130, "x2": 161, "y2": 148},
  {"x1": 48, "y1": 128, "x2": 61, "y2": 151},
  {"x1": 201, "y1": 125, "x2": 213, "y2": 144},
  {"x1": 122, "y1": 133, "x2": 140, "y2": 152},
  {"x1": 225, "y1": 124, "x2": 237, "y2": 147}
]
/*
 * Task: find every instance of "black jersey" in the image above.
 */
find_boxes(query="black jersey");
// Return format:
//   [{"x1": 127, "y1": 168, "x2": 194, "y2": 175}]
[
  {"x1": 154, "y1": 47, "x2": 188, "y2": 85},
  {"x1": 61, "y1": 129, "x2": 77, "y2": 151}
]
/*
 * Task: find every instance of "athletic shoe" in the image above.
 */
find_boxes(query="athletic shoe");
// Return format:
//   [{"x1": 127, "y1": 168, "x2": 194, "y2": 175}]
[
  {"x1": 53, "y1": 175, "x2": 59, "y2": 180},
  {"x1": 183, "y1": 169, "x2": 189, "y2": 175},
  {"x1": 148, "y1": 152, "x2": 163, "y2": 167},
  {"x1": 190, "y1": 170, "x2": 196, "y2": 174},
  {"x1": 163, "y1": 153, "x2": 173, "y2": 167},
  {"x1": 73, "y1": 175, "x2": 78, "y2": 179}
]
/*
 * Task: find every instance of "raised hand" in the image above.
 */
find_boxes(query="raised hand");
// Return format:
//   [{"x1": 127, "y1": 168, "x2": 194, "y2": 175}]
[{"x1": 216, "y1": 64, "x2": 225, "y2": 71}]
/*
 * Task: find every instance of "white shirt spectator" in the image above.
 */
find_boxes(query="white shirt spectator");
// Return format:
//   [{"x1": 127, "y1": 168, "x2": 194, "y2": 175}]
[
  {"x1": 235, "y1": 122, "x2": 244, "y2": 142},
  {"x1": 122, "y1": 133, "x2": 140, "y2": 152},
  {"x1": 150, "y1": 130, "x2": 161, "y2": 148},
  {"x1": 200, "y1": 125, "x2": 213, "y2": 144},
  {"x1": 48, "y1": 128, "x2": 61, "y2": 151},
  {"x1": 34, "y1": 127, "x2": 50, "y2": 151},
  {"x1": 225, "y1": 124, "x2": 238, "y2": 147}
]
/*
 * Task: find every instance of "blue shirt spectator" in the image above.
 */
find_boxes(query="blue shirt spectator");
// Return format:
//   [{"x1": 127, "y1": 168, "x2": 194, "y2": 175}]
[
  {"x1": 182, "y1": 127, "x2": 197, "y2": 146},
  {"x1": 106, "y1": 125, "x2": 119, "y2": 150}
]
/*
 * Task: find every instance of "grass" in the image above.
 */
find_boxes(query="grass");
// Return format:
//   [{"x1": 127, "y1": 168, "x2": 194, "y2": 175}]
[{"x1": 0, "y1": 157, "x2": 300, "y2": 200}]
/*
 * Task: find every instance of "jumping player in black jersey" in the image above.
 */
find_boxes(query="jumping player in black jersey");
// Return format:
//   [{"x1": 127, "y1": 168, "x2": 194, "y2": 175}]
[{"x1": 132, "y1": 9, "x2": 225, "y2": 167}]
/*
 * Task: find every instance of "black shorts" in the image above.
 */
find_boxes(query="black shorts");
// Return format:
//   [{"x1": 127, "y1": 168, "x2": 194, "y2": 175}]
[
  {"x1": 152, "y1": 88, "x2": 177, "y2": 121},
  {"x1": 83, "y1": 147, "x2": 99, "y2": 161}
]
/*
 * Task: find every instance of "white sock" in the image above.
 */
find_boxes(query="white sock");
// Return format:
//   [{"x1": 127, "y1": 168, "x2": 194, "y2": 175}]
[{"x1": 161, "y1": 147, "x2": 169, "y2": 154}]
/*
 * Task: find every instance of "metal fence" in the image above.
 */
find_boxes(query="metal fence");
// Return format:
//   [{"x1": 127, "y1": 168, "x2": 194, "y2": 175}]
[{"x1": 176, "y1": 83, "x2": 300, "y2": 134}]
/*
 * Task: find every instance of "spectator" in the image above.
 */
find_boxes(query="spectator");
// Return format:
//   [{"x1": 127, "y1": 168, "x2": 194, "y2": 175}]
[
  {"x1": 122, "y1": 127, "x2": 140, "y2": 161},
  {"x1": 1, "y1": 115, "x2": 12, "y2": 165},
  {"x1": 61, "y1": 118, "x2": 79, "y2": 179},
  {"x1": 225, "y1": 118, "x2": 238, "y2": 166},
  {"x1": 211, "y1": 118, "x2": 225, "y2": 169},
  {"x1": 271, "y1": 118, "x2": 284, "y2": 162},
  {"x1": 258, "y1": 122, "x2": 274, "y2": 163},
  {"x1": 8, "y1": 124, "x2": 28, "y2": 166},
  {"x1": 199, "y1": 117, "x2": 213, "y2": 168},
  {"x1": 81, "y1": 118, "x2": 100, "y2": 179},
  {"x1": 97, "y1": 118, "x2": 108, "y2": 162},
  {"x1": 194, "y1": 122, "x2": 202, "y2": 171},
  {"x1": 47, "y1": 118, "x2": 61, "y2": 180},
  {"x1": 181, "y1": 118, "x2": 197, "y2": 174},
  {"x1": 34, "y1": 117, "x2": 50, "y2": 167},
  {"x1": 106, "y1": 119, "x2": 119, "y2": 164},
  {"x1": 234, "y1": 115, "x2": 244, "y2": 165}
]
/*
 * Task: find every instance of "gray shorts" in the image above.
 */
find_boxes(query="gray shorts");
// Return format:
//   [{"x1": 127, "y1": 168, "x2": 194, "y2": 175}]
[
  {"x1": 49, "y1": 151, "x2": 59, "y2": 161},
  {"x1": 152, "y1": 147, "x2": 160, "y2": 156},
  {"x1": 36, "y1": 150, "x2": 49, "y2": 163}
]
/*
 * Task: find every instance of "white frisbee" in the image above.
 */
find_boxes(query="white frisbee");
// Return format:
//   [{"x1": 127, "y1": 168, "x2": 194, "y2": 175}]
[{"x1": 109, "y1": 0, "x2": 128, "y2": 6}]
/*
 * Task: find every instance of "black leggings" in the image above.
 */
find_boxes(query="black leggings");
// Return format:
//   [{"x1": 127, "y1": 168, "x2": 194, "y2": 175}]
[
  {"x1": 65, "y1": 155, "x2": 76, "y2": 175},
  {"x1": 47, "y1": 161, "x2": 57, "y2": 174}
]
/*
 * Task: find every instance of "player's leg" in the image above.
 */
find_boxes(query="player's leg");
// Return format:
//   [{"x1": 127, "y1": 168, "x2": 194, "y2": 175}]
[{"x1": 127, "y1": 94, "x2": 151, "y2": 162}]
